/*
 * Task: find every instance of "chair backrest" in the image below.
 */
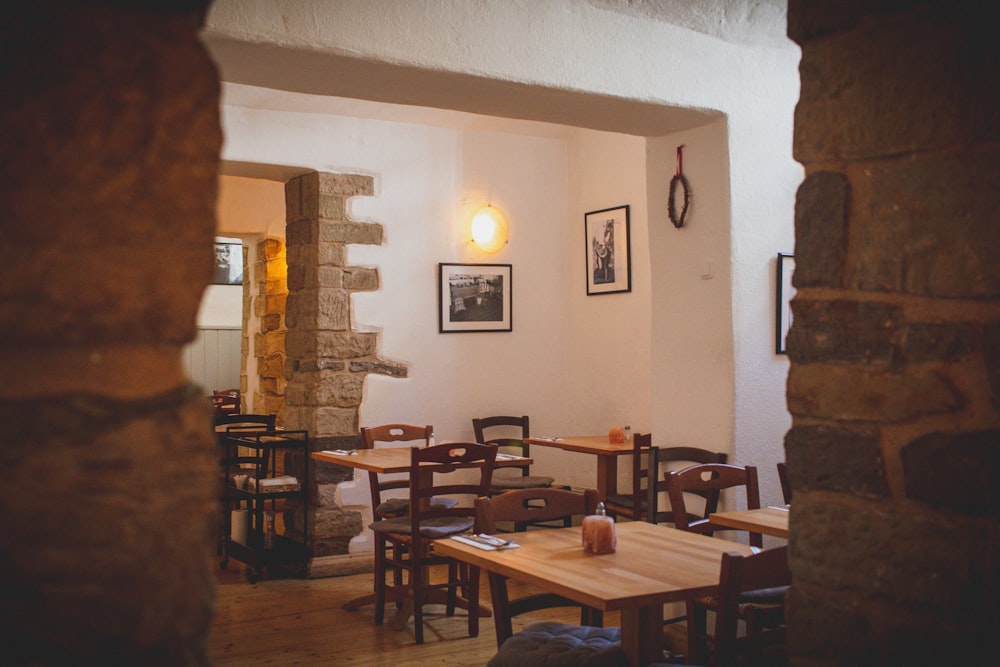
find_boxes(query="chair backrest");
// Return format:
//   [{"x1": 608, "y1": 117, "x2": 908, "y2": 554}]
[
  {"x1": 646, "y1": 446, "x2": 728, "y2": 525},
  {"x1": 214, "y1": 413, "x2": 276, "y2": 431},
  {"x1": 777, "y1": 461, "x2": 792, "y2": 504},
  {"x1": 625, "y1": 433, "x2": 653, "y2": 517},
  {"x1": 472, "y1": 415, "x2": 530, "y2": 478},
  {"x1": 360, "y1": 424, "x2": 434, "y2": 511},
  {"x1": 714, "y1": 546, "x2": 789, "y2": 667},
  {"x1": 408, "y1": 442, "x2": 497, "y2": 542},
  {"x1": 475, "y1": 487, "x2": 600, "y2": 535},
  {"x1": 665, "y1": 463, "x2": 762, "y2": 547},
  {"x1": 212, "y1": 389, "x2": 241, "y2": 417},
  {"x1": 474, "y1": 487, "x2": 602, "y2": 648}
]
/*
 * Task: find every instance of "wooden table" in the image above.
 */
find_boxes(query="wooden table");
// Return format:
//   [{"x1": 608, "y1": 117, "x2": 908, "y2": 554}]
[
  {"x1": 526, "y1": 435, "x2": 647, "y2": 500},
  {"x1": 709, "y1": 506, "x2": 789, "y2": 539},
  {"x1": 435, "y1": 521, "x2": 752, "y2": 667},
  {"x1": 311, "y1": 447, "x2": 532, "y2": 628}
]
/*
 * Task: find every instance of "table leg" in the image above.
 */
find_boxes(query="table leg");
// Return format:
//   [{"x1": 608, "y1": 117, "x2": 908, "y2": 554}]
[
  {"x1": 620, "y1": 605, "x2": 666, "y2": 667},
  {"x1": 596, "y1": 456, "x2": 619, "y2": 500}
]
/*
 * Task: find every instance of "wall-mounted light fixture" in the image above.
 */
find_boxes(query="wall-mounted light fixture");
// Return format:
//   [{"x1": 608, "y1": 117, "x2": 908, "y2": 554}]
[{"x1": 470, "y1": 205, "x2": 509, "y2": 253}]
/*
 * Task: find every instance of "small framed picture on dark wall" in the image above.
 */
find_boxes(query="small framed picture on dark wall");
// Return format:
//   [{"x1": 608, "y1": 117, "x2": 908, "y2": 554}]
[
  {"x1": 213, "y1": 242, "x2": 244, "y2": 285},
  {"x1": 585, "y1": 205, "x2": 631, "y2": 295}
]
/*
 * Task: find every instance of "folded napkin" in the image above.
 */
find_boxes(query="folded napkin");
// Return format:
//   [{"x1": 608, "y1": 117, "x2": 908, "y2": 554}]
[{"x1": 450, "y1": 534, "x2": 520, "y2": 551}]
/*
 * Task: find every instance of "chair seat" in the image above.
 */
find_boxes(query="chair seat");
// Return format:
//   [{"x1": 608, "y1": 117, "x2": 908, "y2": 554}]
[
  {"x1": 368, "y1": 516, "x2": 474, "y2": 539},
  {"x1": 491, "y1": 475, "x2": 555, "y2": 490},
  {"x1": 487, "y1": 621, "x2": 629, "y2": 667},
  {"x1": 375, "y1": 496, "x2": 459, "y2": 517},
  {"x1": 604, "y1": 493, "x2": 647, "y2": 509}
]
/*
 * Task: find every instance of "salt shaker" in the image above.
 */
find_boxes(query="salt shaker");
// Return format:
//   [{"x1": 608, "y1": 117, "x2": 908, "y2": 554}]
[
  {"x1": 623, "y1": 425, "x2": 632, "y2": 441},
  {"x1": 582, "y1": 502, "x2": 617, "y2": 554}
]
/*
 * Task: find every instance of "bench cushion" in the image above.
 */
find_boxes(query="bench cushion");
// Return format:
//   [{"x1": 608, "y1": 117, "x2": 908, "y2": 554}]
[{"x1": 487, "y1": 622, "x2": 628, "y2": 667}]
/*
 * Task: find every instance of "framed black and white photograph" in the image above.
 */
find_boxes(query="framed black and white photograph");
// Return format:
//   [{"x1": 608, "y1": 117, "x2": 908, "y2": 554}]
[
  {"x1": 776, "y1": 253, "x2": 795, "y2": 354},
  {"x1": 439, "y1": 263, "x2": 512, "y2": 333},
  {"x1": 585, "y1": 205, "x2": 631, "y2": 295},
  {"x1": 212, "y1": 241, "x2": 244, "y2": 285}
]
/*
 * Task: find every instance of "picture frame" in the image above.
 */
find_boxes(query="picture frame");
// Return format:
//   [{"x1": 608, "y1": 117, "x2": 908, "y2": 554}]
[
  {"x1": 212, "y1": 242, "x2": 244, "y2": 285},
  {"x1": 585, "y1": 205, "x2": 631, "y2": 295},
  {"x1": 438, "y1": 263, "x2": 512, "y2": 333},
  {"x1": 776, "y1": 253, "x2": 795, "y2": 354}
]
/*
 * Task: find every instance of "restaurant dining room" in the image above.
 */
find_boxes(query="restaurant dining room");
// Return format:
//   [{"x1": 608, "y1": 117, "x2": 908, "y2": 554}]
[{"x1": 4, "y1": 2, "x2": 997, "y2": 667}]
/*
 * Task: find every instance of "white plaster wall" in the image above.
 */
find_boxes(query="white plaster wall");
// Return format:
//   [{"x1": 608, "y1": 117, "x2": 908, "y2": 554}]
[{"x1": 206, "y1": 0, "x2": 802, "y2": 509}]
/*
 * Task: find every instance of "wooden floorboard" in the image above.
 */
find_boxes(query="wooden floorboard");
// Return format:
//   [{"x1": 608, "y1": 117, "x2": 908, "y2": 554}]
[{"x1": 209, "y1": 559, "x2": 625, "y2": 666}]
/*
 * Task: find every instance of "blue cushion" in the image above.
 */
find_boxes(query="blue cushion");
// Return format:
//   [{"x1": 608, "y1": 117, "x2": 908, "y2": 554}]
[{"x1": 488, "y1": 622, "x2": 628, "y2": 667}]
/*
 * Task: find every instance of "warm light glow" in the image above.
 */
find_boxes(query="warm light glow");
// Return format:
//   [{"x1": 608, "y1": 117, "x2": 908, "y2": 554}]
[{"x1": 470, "y1": 206, "x2": 509, "y2": 253}]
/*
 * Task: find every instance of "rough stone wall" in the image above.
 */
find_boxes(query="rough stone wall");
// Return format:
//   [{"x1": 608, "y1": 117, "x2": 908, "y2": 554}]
[
  {"x1": 0, "y1": 2, "x2": 220, "y2": 665},
  {"x1": 282, "y1": 173, "x2": 408, "y2": 568},
  {"x1": 786, "y1": 1, "x2": 1000, "y2": 664},
  {"x1": 254, "y1": 238, "x2": 288, "y2": 424}
]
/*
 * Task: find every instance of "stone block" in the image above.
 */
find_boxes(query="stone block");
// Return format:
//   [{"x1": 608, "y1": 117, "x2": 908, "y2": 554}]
[
  {"x1": 343, "y1": 267, "x2": 379, "y2": 291},
  {"x1": 786, "y1": 586, "x2": 873, "y2": 666},
  {"x1": 787, "y1": 365, "x2": 963, "y2": 422},
  {"x1": 261, "y1": 330, "x2": 285, "y2": 357},
  {"x1": 792, "y1": 498, "x2": 1000, "y2": 617},
  {"x1": 285, "y1": 173, "x2": 318, "y2": 223},
  {"x1": 316, "y1": 331, "x2": 378, "y2": 359},
  {"x1": 260, "y1": 313, "x2": 281, "y2": 332},
  {"x1": 318, "y1": 266, "x2": 344, "y2": 288},
  {"x1": 319, "y1": 221, "x2": 384, "y2": 246},
  {"x1": 784, "y1": 424, "x2": 886, "y2": 498},
  {"x1": 318, "y1": 194, "x2": 346, "y2": 221},
  {"x1": 793, "y1": 171, "x2": 848, "y2": 288},
  {"x1": 349, "y1": 359, "x2": 408, "y2": 378},
  {"x1": 850, "y1": 153, "x2": 1000, "y2": 298},
  {"x1": 794, "y1": 5, "x2": 1000, "y2": 162},
  {"x1": 261, "y1": 238, "x2": 283, "y2": 260},
  {"x1": 316, "y1": 372, "x2": 364, "y2": 408},
  {"x1": 260, "y1": 353, "x2": 284, "y2": 379},
  {"x1": 787, "y1": 299, "x2": 899, "y2": 364},
  {"x1": 313, "y1": 406, "x2": 359, "y2": 436},
  {"x1": 317, "y1": 172, "x2": 374, "y2": 197},
  {"x1": 285, "y1": 289, "x2": 350, "y2": 331},
  {"x1": 900, "y1": 322, "x2": 975, "y2": 363},
  {"x1": 901, "y1": 429, "x2": 1000, "y2": 515},
  {"x1": 286, "y1": 262, "x2": 305, "y2": 291},
  {"x1": 285, "y1": 218, "x2": 317, "y2": 246},
  {"x1": 262, "y1": 293, "x2": 286, "y2": 317},
  {"x1": 312, "y1": 508, "x2": 364, "y2": 537}
]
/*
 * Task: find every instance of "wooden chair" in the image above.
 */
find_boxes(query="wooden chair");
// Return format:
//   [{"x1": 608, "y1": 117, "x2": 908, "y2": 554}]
[
  {"x1": 368, "y1": 442, "x2": 497, "y2": 644},
  {"x1": 646, "y1": 446, "x2": 729, "y2": 526},
  {"x1": 473, "y1": 415, "x2": 554, "y2": 492},
  {"x1": 690, "y1": 546, "x2": 789, "y2": 667},
  {"x1": 212, "y1": 388, "x2": 241, "y2": 417},
  {"x1": 664, "y1": 463, "x2": 763, "y2": 548},
  {"x1": 604, "y1": 433, "x2": 652, "y2": 521},
  {"x1": 360, "y1": 424, "x2": 444, "y2": 519},
  {"x1": 777, "y1": 462, "x2": 792, "y2": 504},
  {"x1": 475, "y1": 487, "x2": 605, "y2": 650}
]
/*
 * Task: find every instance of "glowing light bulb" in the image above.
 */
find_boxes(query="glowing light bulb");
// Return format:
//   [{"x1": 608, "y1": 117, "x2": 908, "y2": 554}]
[{"x1": 470, "y1": 206, "x2": 509, "y2": 253}]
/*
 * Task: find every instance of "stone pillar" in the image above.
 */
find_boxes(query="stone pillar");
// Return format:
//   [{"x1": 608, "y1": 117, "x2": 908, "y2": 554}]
[
  {"x1": 0, "y1": 2, "x2": 220, "y2": 665},
  {"x1": 786, "y1": 1, "x2": 999, "y2": 664},
  {"x1": 254, "y1": 238, "x2": 288, "y2": 423},
  {"x1": 283, "y1": 173, "x2": 407, "y2": 575}
]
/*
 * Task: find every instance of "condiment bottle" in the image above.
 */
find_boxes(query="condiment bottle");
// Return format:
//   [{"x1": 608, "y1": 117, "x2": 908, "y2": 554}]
[{"x1": 582, "y1": 502, "x2": 617, "y2": 554}]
